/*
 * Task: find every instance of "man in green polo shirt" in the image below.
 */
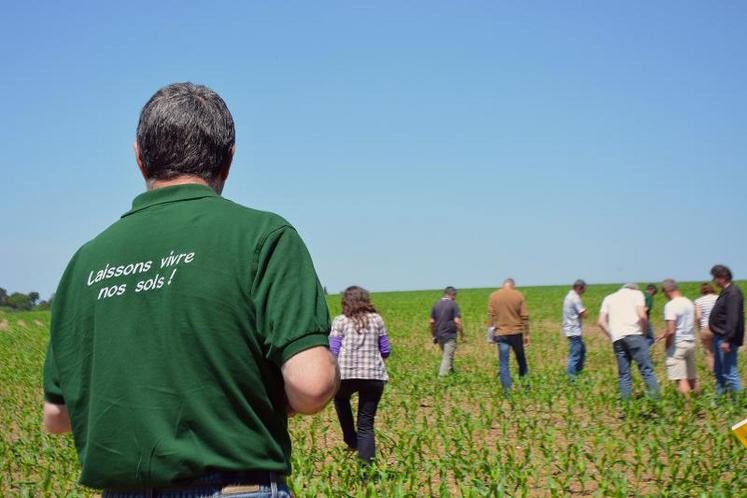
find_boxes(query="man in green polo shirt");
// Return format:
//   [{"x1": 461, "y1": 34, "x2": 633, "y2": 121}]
[{"x1": 42, "y1": 82, "x2": 339, "y2": 497}]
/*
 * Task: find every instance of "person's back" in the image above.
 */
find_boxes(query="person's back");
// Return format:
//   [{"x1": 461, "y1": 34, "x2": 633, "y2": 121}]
[
  {"x1": 46, "y1": 189, "x2": 325, "y2": 487},
  {"x1": 488, "y1": 287, "x2": 527, "y2": 334},
  {"x1": 487, "y1": 279, "x2": 530, "y2": 391},
  {"x1": 431, "y1": 298, "x2": 460, "y2": 342},
  {"x1": 660, "y1": 280, "x2": 698, "y2": 396},
  {"x1": 42, "y1": 83, "x2": 338, "y2": 495},
  {"x1": 333, "y1": 312, "x2": 389, "y2": 382},
  {"x1": 601, "y1": 287, "x2": 645, "y2": 341},
  {"x1": 429, "y1": 287, "x2": 463, "y2": 377},
  {"x1": 694, "y1": 293, "x2": 718, "y2": 328},
  {"x1": 598, "y1": 284, "x2": 659, "y2": 399},
  {"x1": 665, "y1": 296, "x2": 696, "y2": 343},
  {"x1": 329, "y1": 288, "x2": 390, "y2": 463}
]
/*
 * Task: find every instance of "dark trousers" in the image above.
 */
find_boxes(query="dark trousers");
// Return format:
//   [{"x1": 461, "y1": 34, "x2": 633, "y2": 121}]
[
  {"x1": 333, "y1": 379, "x2": 385, "y2": 463},
  {"x1": 496, "y1": 333, "x2": 528, "y2": 390}
]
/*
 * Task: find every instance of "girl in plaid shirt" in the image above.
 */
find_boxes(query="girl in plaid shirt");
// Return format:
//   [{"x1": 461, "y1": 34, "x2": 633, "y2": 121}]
[{"x1": 329, "y1": 286, "x2": 390, "y2": 463}]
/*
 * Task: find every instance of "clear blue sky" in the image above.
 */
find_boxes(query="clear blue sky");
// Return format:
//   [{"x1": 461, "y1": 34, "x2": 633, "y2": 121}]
[{"x1": 1, "y1": 1, "x2": 745, "y2": 299}]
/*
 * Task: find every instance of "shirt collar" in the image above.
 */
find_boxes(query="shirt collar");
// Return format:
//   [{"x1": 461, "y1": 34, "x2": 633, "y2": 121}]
[{"x1": 121, "y1": 184, "x2": 218, "y2": 218}]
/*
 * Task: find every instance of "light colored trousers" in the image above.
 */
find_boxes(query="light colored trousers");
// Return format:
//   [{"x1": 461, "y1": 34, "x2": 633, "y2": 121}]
[{"x1": 439, "y1": 339, "x2": 457, "y2": 376}]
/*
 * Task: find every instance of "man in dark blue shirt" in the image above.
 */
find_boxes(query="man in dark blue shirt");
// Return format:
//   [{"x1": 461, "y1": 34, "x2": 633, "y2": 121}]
[{"x1": 430, "y1": 286, "x2": 464, "y2": 377}]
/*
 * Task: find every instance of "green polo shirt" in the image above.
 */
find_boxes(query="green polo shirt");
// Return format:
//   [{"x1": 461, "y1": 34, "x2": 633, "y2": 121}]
[{"x1": 43, "y1": 184, "x2": 330, "y2": 489}]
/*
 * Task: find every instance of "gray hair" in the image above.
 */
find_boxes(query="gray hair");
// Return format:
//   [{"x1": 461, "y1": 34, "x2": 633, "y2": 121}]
[
  {"x1": 661, "y1": 279, "x2": 677, "y2": 293},
  {"x1": 137, "y1": 82, "x2": 235, "y2": 188},
  {"x1": 623, "y1": 282, "x2": 639, "y2": 290},
  {"x1": 573, "y1": 279, "x2": 587, "y2": 289},
  {"x1": 503, "y1": 278, "x2": 516, "y2": 287}
]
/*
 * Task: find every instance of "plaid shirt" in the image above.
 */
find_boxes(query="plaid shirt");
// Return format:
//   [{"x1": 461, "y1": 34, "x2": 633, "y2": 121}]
[{"x1": 329, "y1": 313, "x2": 389, "y2": 381}]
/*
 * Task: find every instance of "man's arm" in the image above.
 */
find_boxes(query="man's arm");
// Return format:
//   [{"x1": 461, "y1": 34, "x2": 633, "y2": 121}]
[
  {"x1": 657, "y1": 320, "x2": 675, "y2": 348},
  {"x1": 637, "y1": 305, "x2": 648, "y2": 337},
  {"x1": 455, "y1": 317, "x2": 465, "y2": 341},
  {"x1": 577, "y1": 298, "x2": 588, "y2": 319},
  {"x1": 694, "y1": 305, "x2": 702, "y2": 331},
  {"x1": 520, "y1": 298, "x2": 530, "y2": 345},
  {"x1": 281, "y1": 346, "x2": 339, "y2": 415},
  {"x1": 721, "y1": 292, "x2": 741, "y2": 352},
  {"x1": 43, "y1": 402, "x2": 71, "y2": 434},
  {"x1": 597, "y1": 311, "x2": 611, "y2": 339}
]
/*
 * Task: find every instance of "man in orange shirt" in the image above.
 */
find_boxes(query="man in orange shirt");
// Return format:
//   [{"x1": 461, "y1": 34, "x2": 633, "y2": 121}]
[{"x1": 487, "y1": 278, "x2": 530, "y2": 391}]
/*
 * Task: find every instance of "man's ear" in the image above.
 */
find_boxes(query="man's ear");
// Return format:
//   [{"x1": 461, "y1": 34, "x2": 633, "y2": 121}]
[
  {"x1": 220, "y1": 144, "x2": 235, "y2": 182},
  {"x1": 133, "y1": 142, "x2": 148, "y2": 181}
]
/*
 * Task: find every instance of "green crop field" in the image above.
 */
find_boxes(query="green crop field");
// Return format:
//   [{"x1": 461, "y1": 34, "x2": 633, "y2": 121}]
[{"x1": 2, "y1": 283, "x2": 746, "y2": 497}]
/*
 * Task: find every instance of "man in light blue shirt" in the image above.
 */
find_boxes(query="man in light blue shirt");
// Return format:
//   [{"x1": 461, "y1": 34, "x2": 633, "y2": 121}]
[{"x1": 563, "y1": 279, "x2": 588, "y2": 378}]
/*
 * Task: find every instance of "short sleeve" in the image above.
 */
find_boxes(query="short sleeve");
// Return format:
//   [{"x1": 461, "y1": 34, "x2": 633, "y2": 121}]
[
  {"x1": 635, "y1": 291, "x2": 646, "y2": 308},
  {"x1": 664, "y1": 302, "x2": 676, "y2": 321},
  {"x1": 43, "y1": 342, "x2": 65, "y2": 405},
  {"x1": 600, "y1": 297, "x2": 609, "y2": 315},
  {"x1": 376, "y1": 314, "x2": 388, "y2": 337},
  {"x1": 329, "y1": 316, "x2": 344, "y2": 338},
  {"x1": 453, "y1": 303, "x2": 461, "y2": 318},
  {"x1": 252, "y1": 226, "x2": 331, "y2": 366}
]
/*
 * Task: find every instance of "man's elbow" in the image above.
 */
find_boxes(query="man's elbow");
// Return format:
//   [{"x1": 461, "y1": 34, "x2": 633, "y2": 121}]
[
  {"x1": 283, "y1": 348, "x2": 340, "y2": 415},
  {"x1": 290, "y1": 366, "x2": 339, "y2": 414},
  {"x1": 42, "y1": 402, "x2": 72, "y2": 434}
]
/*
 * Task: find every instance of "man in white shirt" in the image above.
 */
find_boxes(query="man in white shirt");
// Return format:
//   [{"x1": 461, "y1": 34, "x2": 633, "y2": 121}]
[
  {"x1": 562, "y1": 279, "x2": 588, "y2": 378},
  {"x1": 598, "y1": 283, "x2": 660, "y2": 399},
  {"x1": 656, "y1": 279, "x2": 699, "y2": 396}
]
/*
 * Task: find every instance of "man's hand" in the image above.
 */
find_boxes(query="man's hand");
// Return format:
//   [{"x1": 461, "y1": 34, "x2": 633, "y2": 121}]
[
  {"x1": 523, "y1": 335, "x2": 530, "y2": 347},
  {"x1": 720, "y1": 341, "x2": 732, "y2": 353},
  {"x1": 42, "y1": 402, "x2": 72, "y2": 434},
  {"x1": 598, "y1": 312, "x2": 611, "y2": 340}
]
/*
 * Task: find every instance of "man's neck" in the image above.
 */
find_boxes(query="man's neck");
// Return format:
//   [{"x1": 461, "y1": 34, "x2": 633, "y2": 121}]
[{"x1": 147, "y1": 176, "x2": 216, "y2": 192}]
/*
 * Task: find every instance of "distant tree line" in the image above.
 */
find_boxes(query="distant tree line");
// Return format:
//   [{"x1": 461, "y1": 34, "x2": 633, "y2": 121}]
[{"x1": 0, "y1": 288, "x2": 53, "y2": 311}]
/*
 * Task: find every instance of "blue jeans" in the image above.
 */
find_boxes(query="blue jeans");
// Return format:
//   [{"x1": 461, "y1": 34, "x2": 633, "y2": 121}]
[
  {"x1": 713, "y1": 335, "x2": 742, "y2": 394},
  {"x1": 613, "y1": 335, "x2": 660, "y2": 399},
  {"x1": 566, "y1": 336, "x2": 586, "y2": 376},
  {"x1": 102, "y1": 472, "x2": 290, "y2": 498},
  {"x1": 496, "y1": 333, "x2": 528, "y2": 390}
]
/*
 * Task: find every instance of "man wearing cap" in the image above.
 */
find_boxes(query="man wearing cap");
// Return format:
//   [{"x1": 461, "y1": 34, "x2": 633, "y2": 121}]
[
  {"x1": 562, "y1": 280, "x2": 588, "y2": 378},
  {"x1": 41, "y1": 83, "x2": 339, "y2": 497},
  {"x1": 598, "y1": 283, "x2": 660, "y2": 399},
  {"x1": 655, "y1": 279, "x2": 699, "y2": 396}
]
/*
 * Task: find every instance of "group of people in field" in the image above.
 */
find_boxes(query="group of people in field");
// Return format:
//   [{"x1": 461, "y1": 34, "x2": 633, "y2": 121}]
[
  {"x1": 41, "y1": 83, "x2": 744, "y2": 495},
  {"x1": 330, "y1": 265, "x2": 744, "y2": 464}
]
